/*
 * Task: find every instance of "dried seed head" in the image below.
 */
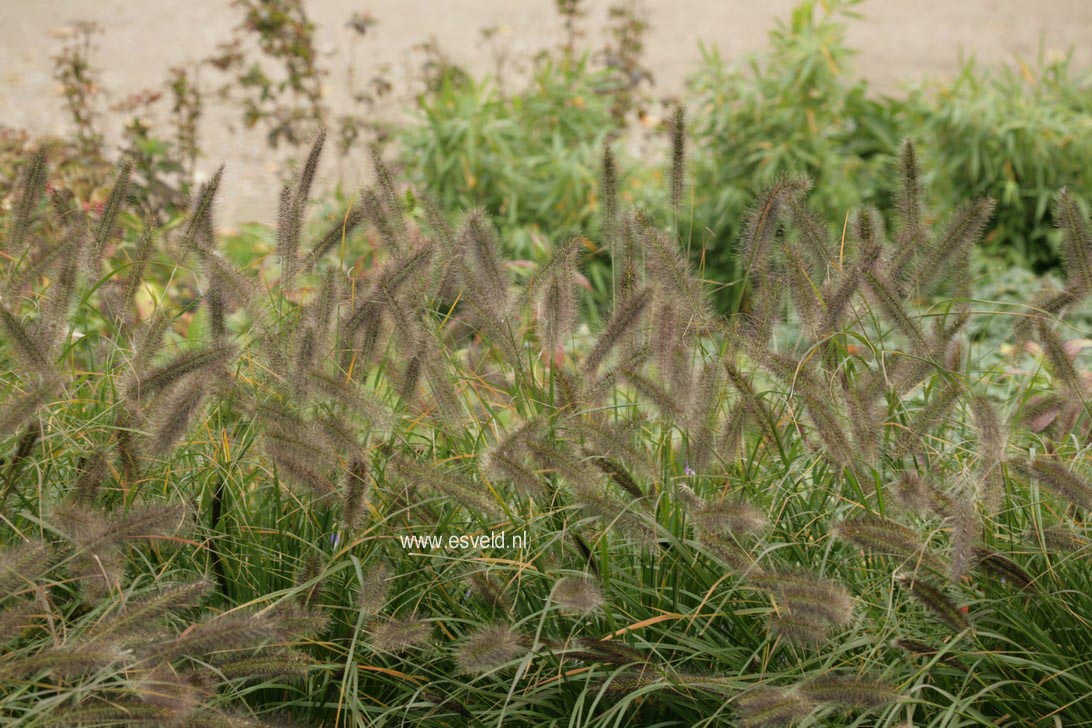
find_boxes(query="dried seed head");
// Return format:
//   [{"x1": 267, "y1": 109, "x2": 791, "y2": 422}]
[
  {"x1": 770, "y1": 613, "x2": 828, "y2": 646},
  {"x1": 0, "y1": 539, "x2": 53, "y2": 598},
  {"x1": 0, "y1": 304, "x2": 54, "y2": 375},
  {"x1": 304, "y1": 199, "x2": 365, "y2": 270},
  {"x1": 217, "y1": 649, "x2": 317, "y2": 680},
  {"x1": 149, "y1": 375, "x2": 209, "y2": 456},
  {"x1": 891, "y1": 139, "x2": 926, "y2": 271},
  {"x1": 89, "y1": 159, "x2": 132, "y2": 271},
  {"x1": 973, "y1": 547, "x2": 1035, "y2": 592},
  {"x1": 459, "y1": 209, "x2": 508, "y2": 317},
  {"x1": 739, "y1": 176, "x2": 811, "y2": 278},
  {"x1": 752, "y1": 570, "x2": 855, "y2": 630},
  {"x1": 342, "y1": 457, "x2": 371, "y2": 532},
  {"x1": 0, "y1": 380, "x2": 57, "y2": 440},
  {"x1": 601, "y1": 141, "x2": 619, "y2": 247},
  {"x1": 128, "y1": 343, "x2": 235, "y2": 404},
  {"x1": 146, "y1": 611, "x2": 273, "y2": 664},
  {"x1": 584, "y1": 286, "x2": 652, "y2": 374},
  {"x1": 180, "y1": 165, "x2": 224, "y2": 253},
  {"x1": 1036, "y1": 320, "x2": 1086, "y2": 402},
  {"x1": 1027, "y1": 524, "x2": 1086, "y2": 552},
  {"x1": 971, "y1": 394, "x2": 1005, "y2": 474}
]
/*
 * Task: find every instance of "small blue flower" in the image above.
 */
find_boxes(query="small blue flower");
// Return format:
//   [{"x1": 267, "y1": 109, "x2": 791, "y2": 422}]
[
  {"x1": 684, "y1": 462, "x2": 696, "y2": 476},
  {"x1": 329, "y1": 532, "x2": 340, "y2": 547}
]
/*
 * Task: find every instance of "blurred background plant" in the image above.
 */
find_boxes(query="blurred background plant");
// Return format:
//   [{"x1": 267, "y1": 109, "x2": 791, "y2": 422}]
[
  {"x1": 909, "y1": 52, "x2": 1092, "y2": 271},
  {"x1": 206, "y1": 0, "x2": 328, "y2": 149},
  {"x1": 398, "y1": 0, "x2": 656, "y2": 265},
  {"x1": 52, "y1": 20, "x2": 104, "y2": 156},
  {"x1": 685, "y1": 0, "x2": 903, "y2": 289}
]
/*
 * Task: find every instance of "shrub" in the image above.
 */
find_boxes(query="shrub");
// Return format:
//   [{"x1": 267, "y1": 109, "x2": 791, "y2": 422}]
[
  {"x1": 687, "y1": 0, "x2": 1092, "y2": 288},
  {"x1": 673, "y1": 0, "x2": 903, "y2": 287},
  {"x1": 399, "y1": 53, "x2": 624, "y2": 258},
  {"x1": 910, "y1": 53, "x2": 1092, "y2": 269}
]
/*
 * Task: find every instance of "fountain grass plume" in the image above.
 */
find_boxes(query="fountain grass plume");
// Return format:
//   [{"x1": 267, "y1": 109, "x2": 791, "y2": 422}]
[
  {"x1": 88, "y1": 158, "x2": 132, "y2": 271},
  {"x1": 0, "y1": 539, "x2": 53, "y2": 598},
  {"x1": 0, "y1": 381, "x2": 56, "y2": 444},
  {"x1": 454, "y1": 624, "x2": 527, "y2": 674},
  {"x1": 467, "y1": 571, "x2": 513, "y2": 615},
  {"x1": 583, "y1": 285, "x2": 651, "y2": 375},
  {"x1": 302, "y1": 196, "x2": 365, "y2": 272},
  {"x1": 800, "y1": 675, "x2": 899, "y2": 709},
  {"x1": 82, "y1": 580, "x2": 213, "y2": 647},
  {"x1": 895, "y1": 572, "x2": 971, "y2": 633},
  {"x1": 370, "y1": 142, "x2": 407, "y2": 253},
  {"x1": 1054, "y1": 187, "x2": 1092, "y2": 298},
  {"x1": 781, "y1": 241, "x2": 822, "y2": 341},
  {"x1": 357, "y1": 562, "x2": 391, "y2": 618},
  {"x1": 1036, "y1": 319, "x2": 1086, "y2": 402},
  {"x1": 601, "y1": 141, "x2": 619, "y2": 248},
  {"x1": 1010, "y1": 456, "x2": 1092, "y2": 510},
  {"x1": 551, "y1": 575, "x2": 605, "y2": 614},
  {"x1": 911, "y1": 197, "x2": 995, "y2": 296},
  {"x1": 127, "y1": 343, "x2": 236, "y2": 404},
  {"x1": 371, "y1": 615, "x2": 430, "y2": 653},
  {"x1": 459, "y1": 208, "x2": 509, "y2": 319},
  {"x1": 0, "y1": 304, "x2": 54, "y2": 375},
  {"x1": 973, "y1": 547, "x2": 1035, "y2": 592},
  {"x1": 341, "y1": 457, "x2": 370, "y2": 533},
  {"x1": 149, "y1": 375, "x2": 209, "y2": 456},
  {"x1": 149, "y1": 611, "x2": 280, "y2": 664},
  {"x1": 835, "y1": 514, "x2": 946, "y2": 575},
  {"x1": 738, "y1": 176, "x2": 811, "y2": 281},
  {"x1": 889, "y1": 138, "x2": 927, "y2": 287},
  {"x1": 863, "y1": 270, "x2": 928, "y2": 349},
  {"x1": 668, "y1": 104, "x2": 686, "y2": 215},
  {"x1": 788, "y1": 197, "x2": 834, "y2": 270},
  {"x1": 180, "y1": 165, "x2": 224, "y2": 253},
  {"x1": 529, "y1": 237, "x2": 580, "y2": 362},
  {"x1": 894, "y1": 378, "x2": 963, "y2": 457},
  {"x1": 3, "y1": 145, "x2": 48, "y2": 256},
  {"x1": 735, "y1": 686, "x2": 814, "y2": 728}
]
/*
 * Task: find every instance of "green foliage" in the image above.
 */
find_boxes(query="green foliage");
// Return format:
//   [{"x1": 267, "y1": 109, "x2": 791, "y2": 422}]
[
  {"x1": 685, "y1": 0, "x2": 903, "y2": 285},
  {"x1": 399, "y1": 54, "x2": 624, "y2": 259},
  {"x1": 910, "y1": 54, "x2": 1092, "y2": 269},
  {"x1": 402, "y1": 0, "x2": 1092, "y2": 295}
]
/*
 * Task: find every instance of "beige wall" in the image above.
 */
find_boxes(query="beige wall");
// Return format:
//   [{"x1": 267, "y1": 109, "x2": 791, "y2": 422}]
[{"x1": 3, "y1": 0, "x2": 1091, "y2": 223}]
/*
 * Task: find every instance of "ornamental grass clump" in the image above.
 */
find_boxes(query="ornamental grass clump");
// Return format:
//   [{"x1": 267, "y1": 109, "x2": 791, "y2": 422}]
[{"x1": 0, "y1": 126, "x2": 1089, "y2": 726}]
